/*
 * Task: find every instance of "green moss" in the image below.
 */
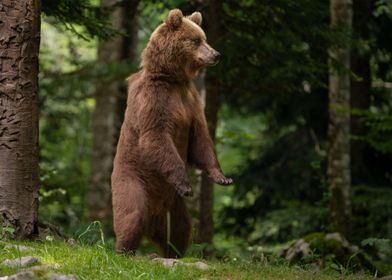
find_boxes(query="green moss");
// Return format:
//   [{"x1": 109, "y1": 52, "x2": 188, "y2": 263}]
[
  {"x1": 289, "y1": 233, "x2": 379, "y2": 274},
  {"x1": 303, "y1": 232, "x2": 325, "y2": 243},
  {"x1": 307, "y1": 234, "x2": 346, "y2": 261}
]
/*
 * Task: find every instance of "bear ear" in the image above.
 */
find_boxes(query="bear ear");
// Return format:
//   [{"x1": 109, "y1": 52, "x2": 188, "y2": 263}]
[
  {"x1": 187, "y1": 12, "x2": 202, "y2": 26},
  {"x1": 166, "y1": 9, "x2": 183, "y2": 30}
]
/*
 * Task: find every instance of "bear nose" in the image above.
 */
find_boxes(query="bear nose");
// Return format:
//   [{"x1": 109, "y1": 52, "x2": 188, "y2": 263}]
[{"x1": 214, "y1": 52, "x2": 221, "y2": 61}]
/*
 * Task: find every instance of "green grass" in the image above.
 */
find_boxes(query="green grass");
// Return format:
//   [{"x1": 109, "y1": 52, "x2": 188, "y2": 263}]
[{"x1": 0, "y1": 241, "x2": 376, "y2": 280}]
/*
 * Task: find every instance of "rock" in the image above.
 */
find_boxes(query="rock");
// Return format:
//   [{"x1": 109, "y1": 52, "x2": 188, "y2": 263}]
[
  {"x1": 28, "y1": 264, "x2": 59, "y2": 271},
  {"x1": 48, "y1": 273, "x2": 76, "y2": 280},
  {"x1": 183, "y1": 261, "x2": 209, "y2": 270},
  {"x1": 151, "y1": 257, "x2": 209, "y2": 270},
  {"x1": 1, "y1": 256, "x2": 39, "y2": 268},
  {"x1": 67, "y1": 239, "x2": 76, "y2": 247},
  {"x1": 4, "y1": 245, "x2": 33, "y2": 253},
  {"x1": 0, "y1": 271, "x2": 35, "y2": 280},
  {"x1": 380, "y1": 276, "x2": 392, "y2": 280},
  {"x1": 283, "y1": 239, "x2": 310, "y2": 263},
  {"x1": 279, "y1": 232, "x2": 378, "y2": 274},
  {"x1": 147, "y1": 253, "x2": 160, "y2": 260},
  {"x1": 0, "y1": 271, "x2": 75, "y2": 280},
  {"x1": 152, "y1": 257, "x2": 178, "y2": 267},
  {"x1": 279, "y1": 232, "x2": 354, "y2": 264}
]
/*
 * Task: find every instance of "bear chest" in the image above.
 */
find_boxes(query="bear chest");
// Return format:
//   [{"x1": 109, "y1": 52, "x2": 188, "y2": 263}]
[
  {"x1": 173, "y1": 123, "x2": 190, "y2": 161},
  {"x1": 172, "y1": 93, "x2": 192, "y2": 161}
]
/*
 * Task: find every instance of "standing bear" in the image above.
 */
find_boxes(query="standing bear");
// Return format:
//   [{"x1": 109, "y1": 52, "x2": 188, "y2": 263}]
[{"x1": 111, "y1": 9, "x2": 233, "y2": 257}]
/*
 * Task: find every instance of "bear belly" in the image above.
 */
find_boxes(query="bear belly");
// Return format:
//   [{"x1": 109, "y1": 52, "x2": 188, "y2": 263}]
[
  {"x1": 146, "y1": 124, "x2": 190, "y2": 213},
  {"x1": 173, "y1": 124, "x2": 190, "y2": 162}
]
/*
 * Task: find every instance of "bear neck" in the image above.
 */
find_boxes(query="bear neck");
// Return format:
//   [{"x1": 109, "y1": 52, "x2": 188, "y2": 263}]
[
  {"x1": 143, "y1": 63, "x2": 194, "y2": 84},
  {"x1": 141, "y1": 46, "x2": 197, "y2": 83}
]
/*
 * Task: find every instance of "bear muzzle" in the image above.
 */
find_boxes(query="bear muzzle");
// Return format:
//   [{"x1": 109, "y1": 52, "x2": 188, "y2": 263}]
[
  {"x1": 203, "y1": 49, "x2": 220, "y2": 66},
  {"x1": 205, "y1": 51, "x2": 220, "y2": 66},
  {"x1": 197, "y1": 43, "x2": 221, "y2": 67},
  {"x1": 211, "y1": 51, "x2": 220, "y2": 65}
]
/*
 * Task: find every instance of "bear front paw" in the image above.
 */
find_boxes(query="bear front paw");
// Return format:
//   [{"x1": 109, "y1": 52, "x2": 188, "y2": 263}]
[
  {"x1": 175, "y1": 184, "x2": 194, "y2": 197},
  {"x1": 214, "y1": 176, "x2": 233, "y2": 185},
  {"x1": 212, "y1": 176, "x2": 233, "y2": 186},
  {"x1": 208, "y1": 169, "x2": 234, "y2": 186}
]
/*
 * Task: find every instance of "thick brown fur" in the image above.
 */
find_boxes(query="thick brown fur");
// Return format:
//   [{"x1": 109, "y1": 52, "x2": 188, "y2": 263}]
[{"x1": 111, "y1": 9, "x2": 232, "y2": 258}]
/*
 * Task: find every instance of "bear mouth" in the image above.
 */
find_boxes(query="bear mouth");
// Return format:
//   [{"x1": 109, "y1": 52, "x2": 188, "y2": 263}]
[{"x1": 206, "y1": 59, "x2": 219, "y2": 67}]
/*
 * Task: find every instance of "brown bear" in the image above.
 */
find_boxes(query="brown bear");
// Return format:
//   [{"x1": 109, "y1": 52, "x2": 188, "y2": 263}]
[{"x1": 111, "y1": 9, "x2": 233, "y2": 258}]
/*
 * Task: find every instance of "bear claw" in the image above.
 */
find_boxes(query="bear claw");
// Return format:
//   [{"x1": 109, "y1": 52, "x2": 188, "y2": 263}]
[
  {"x1": 176, "y1": 186, "x2": 194, "y2": 197},
  {"x1": 215, "y1": 177, "x2": 233, "y2": 185}
]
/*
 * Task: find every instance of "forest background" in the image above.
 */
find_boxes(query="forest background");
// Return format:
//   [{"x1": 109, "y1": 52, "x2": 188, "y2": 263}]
[{"x1": 1, "y1": 0, "x2": 392, "y2": 276}]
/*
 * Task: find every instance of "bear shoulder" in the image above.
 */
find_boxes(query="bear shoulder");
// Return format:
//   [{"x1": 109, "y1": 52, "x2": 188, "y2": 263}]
[{"x1": 128, "y1": 81, "x2": 178, "y2": 132}]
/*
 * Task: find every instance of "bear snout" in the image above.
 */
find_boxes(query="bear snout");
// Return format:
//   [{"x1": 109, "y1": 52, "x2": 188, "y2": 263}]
[
  {"x1": 206, "y1": 50, "x2": 220, "y2": 66},
  {"x1": 213, "y1": 51, "x2": 220, "y2": 63}
]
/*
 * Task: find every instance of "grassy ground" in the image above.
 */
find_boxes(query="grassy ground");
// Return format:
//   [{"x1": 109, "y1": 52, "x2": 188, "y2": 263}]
[{"x1": 0, "y1": 241, "x2": 376, "y2": 280}]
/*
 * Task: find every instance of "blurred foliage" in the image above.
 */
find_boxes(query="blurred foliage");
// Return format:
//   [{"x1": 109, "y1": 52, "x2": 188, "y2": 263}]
[
  {"x1": 215, "y1": 0, "x2": 392, "y2": 247},
  {"x1": 353, "y1": 104, "x2": 392, "y2": 155},
  {"x1": 38, "y1": 20, "x2": 96, "y2": 232},
  {"x1": 352, "y1": 185, "x2": 392, "y2": 240},
  {"x1": 214, "y1": 0, "x2": 331, "y2": 244},
  {"x1": 42, "y1": 0, "x2": 119, "y2": 39},
  {"x1": 362, "y1": 237, "x2": 392, "y2": 260}
]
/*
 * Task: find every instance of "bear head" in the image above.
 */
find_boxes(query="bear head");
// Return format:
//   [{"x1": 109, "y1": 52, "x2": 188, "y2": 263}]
[{"x1": 141, "y1": 9, "x2": 220, "y2": 81}]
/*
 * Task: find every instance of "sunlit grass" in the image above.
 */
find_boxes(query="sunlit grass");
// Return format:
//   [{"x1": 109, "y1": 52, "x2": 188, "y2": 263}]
[{"x1": 0, "y1": 241, "x2": 375, "y2": 280}]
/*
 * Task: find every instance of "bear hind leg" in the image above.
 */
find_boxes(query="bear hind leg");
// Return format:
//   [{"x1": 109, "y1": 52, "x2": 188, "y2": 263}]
[
  {"x1": 149, "y1": 195, "x2": 191, "y2": 258},
  {"x1": 115, "y1": 210, "x2": 145, "y2": 254},
  {"x1": 112, "y1": 174, "x2": 148, "y2": 254}
]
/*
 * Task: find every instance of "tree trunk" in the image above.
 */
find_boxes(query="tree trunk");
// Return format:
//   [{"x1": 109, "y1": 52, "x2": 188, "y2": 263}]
[
  {"x1": 198, "y1": 0, "x2": 223, "y2": 246},
  {"x1": 187, "y1": 70, "x2": 205, "y2": 227},
  {"x1": 89, "y1": 0, "x2": 124, "y2": 226},
  {"x1": 198, "y1": 77, "x2": 220, "y2": 245},
  {"x1": 122, "y1": 0, "x2": 140, "y2": 62},
  {"x1": 89, "y1": 0, "x2": 139, "y2": 227},
  {"x1": 350, "y1": 0, "x2": 371, "y2": 184},
  {"x1": 328, "y1": 0, "x2": 353, "y2": 237},
  {"x1": 118, "y1": 0, "x2": 140, "y2": 127},
  {"x1": 0, "y1": 0, "x2": 41, "y2": 239}
]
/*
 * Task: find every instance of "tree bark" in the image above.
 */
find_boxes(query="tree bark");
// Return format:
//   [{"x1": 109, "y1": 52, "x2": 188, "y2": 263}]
[
  {"x1": 89, "y1": 0, "x2": 123, "y2": 225},
  {"x1": 118, "y1": 0, "x2": 140, "y2": 125},
  {"x1": 186, "y1": 70, "x2": 205, "y2": 227},
  {"x1": 198, "y1": 78, "x2": 219, "y2": 245},
  {"x1": 328, "y1": 0, "x2": 353, "y2": 237},
  {"x1": 198, "y1": 0, "x2": 223, "y2": 246},
  {"x1": 0, "y1": 0, "x2": 41, "y2": 239},
  {"x1": 122, "y1": 0, "x2": 140, "y2": 62},
  {"x1": 88, "y1": 0, "x2": 139, "y2": 227},
  {"x1": 350, "y1": 0, "x2": 371, "y2": 184}
]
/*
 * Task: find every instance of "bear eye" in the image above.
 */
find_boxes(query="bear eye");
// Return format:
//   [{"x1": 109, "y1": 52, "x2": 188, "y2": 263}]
[{"x1": 192, "y1": 38, "x2": 202, "y2": 46}]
